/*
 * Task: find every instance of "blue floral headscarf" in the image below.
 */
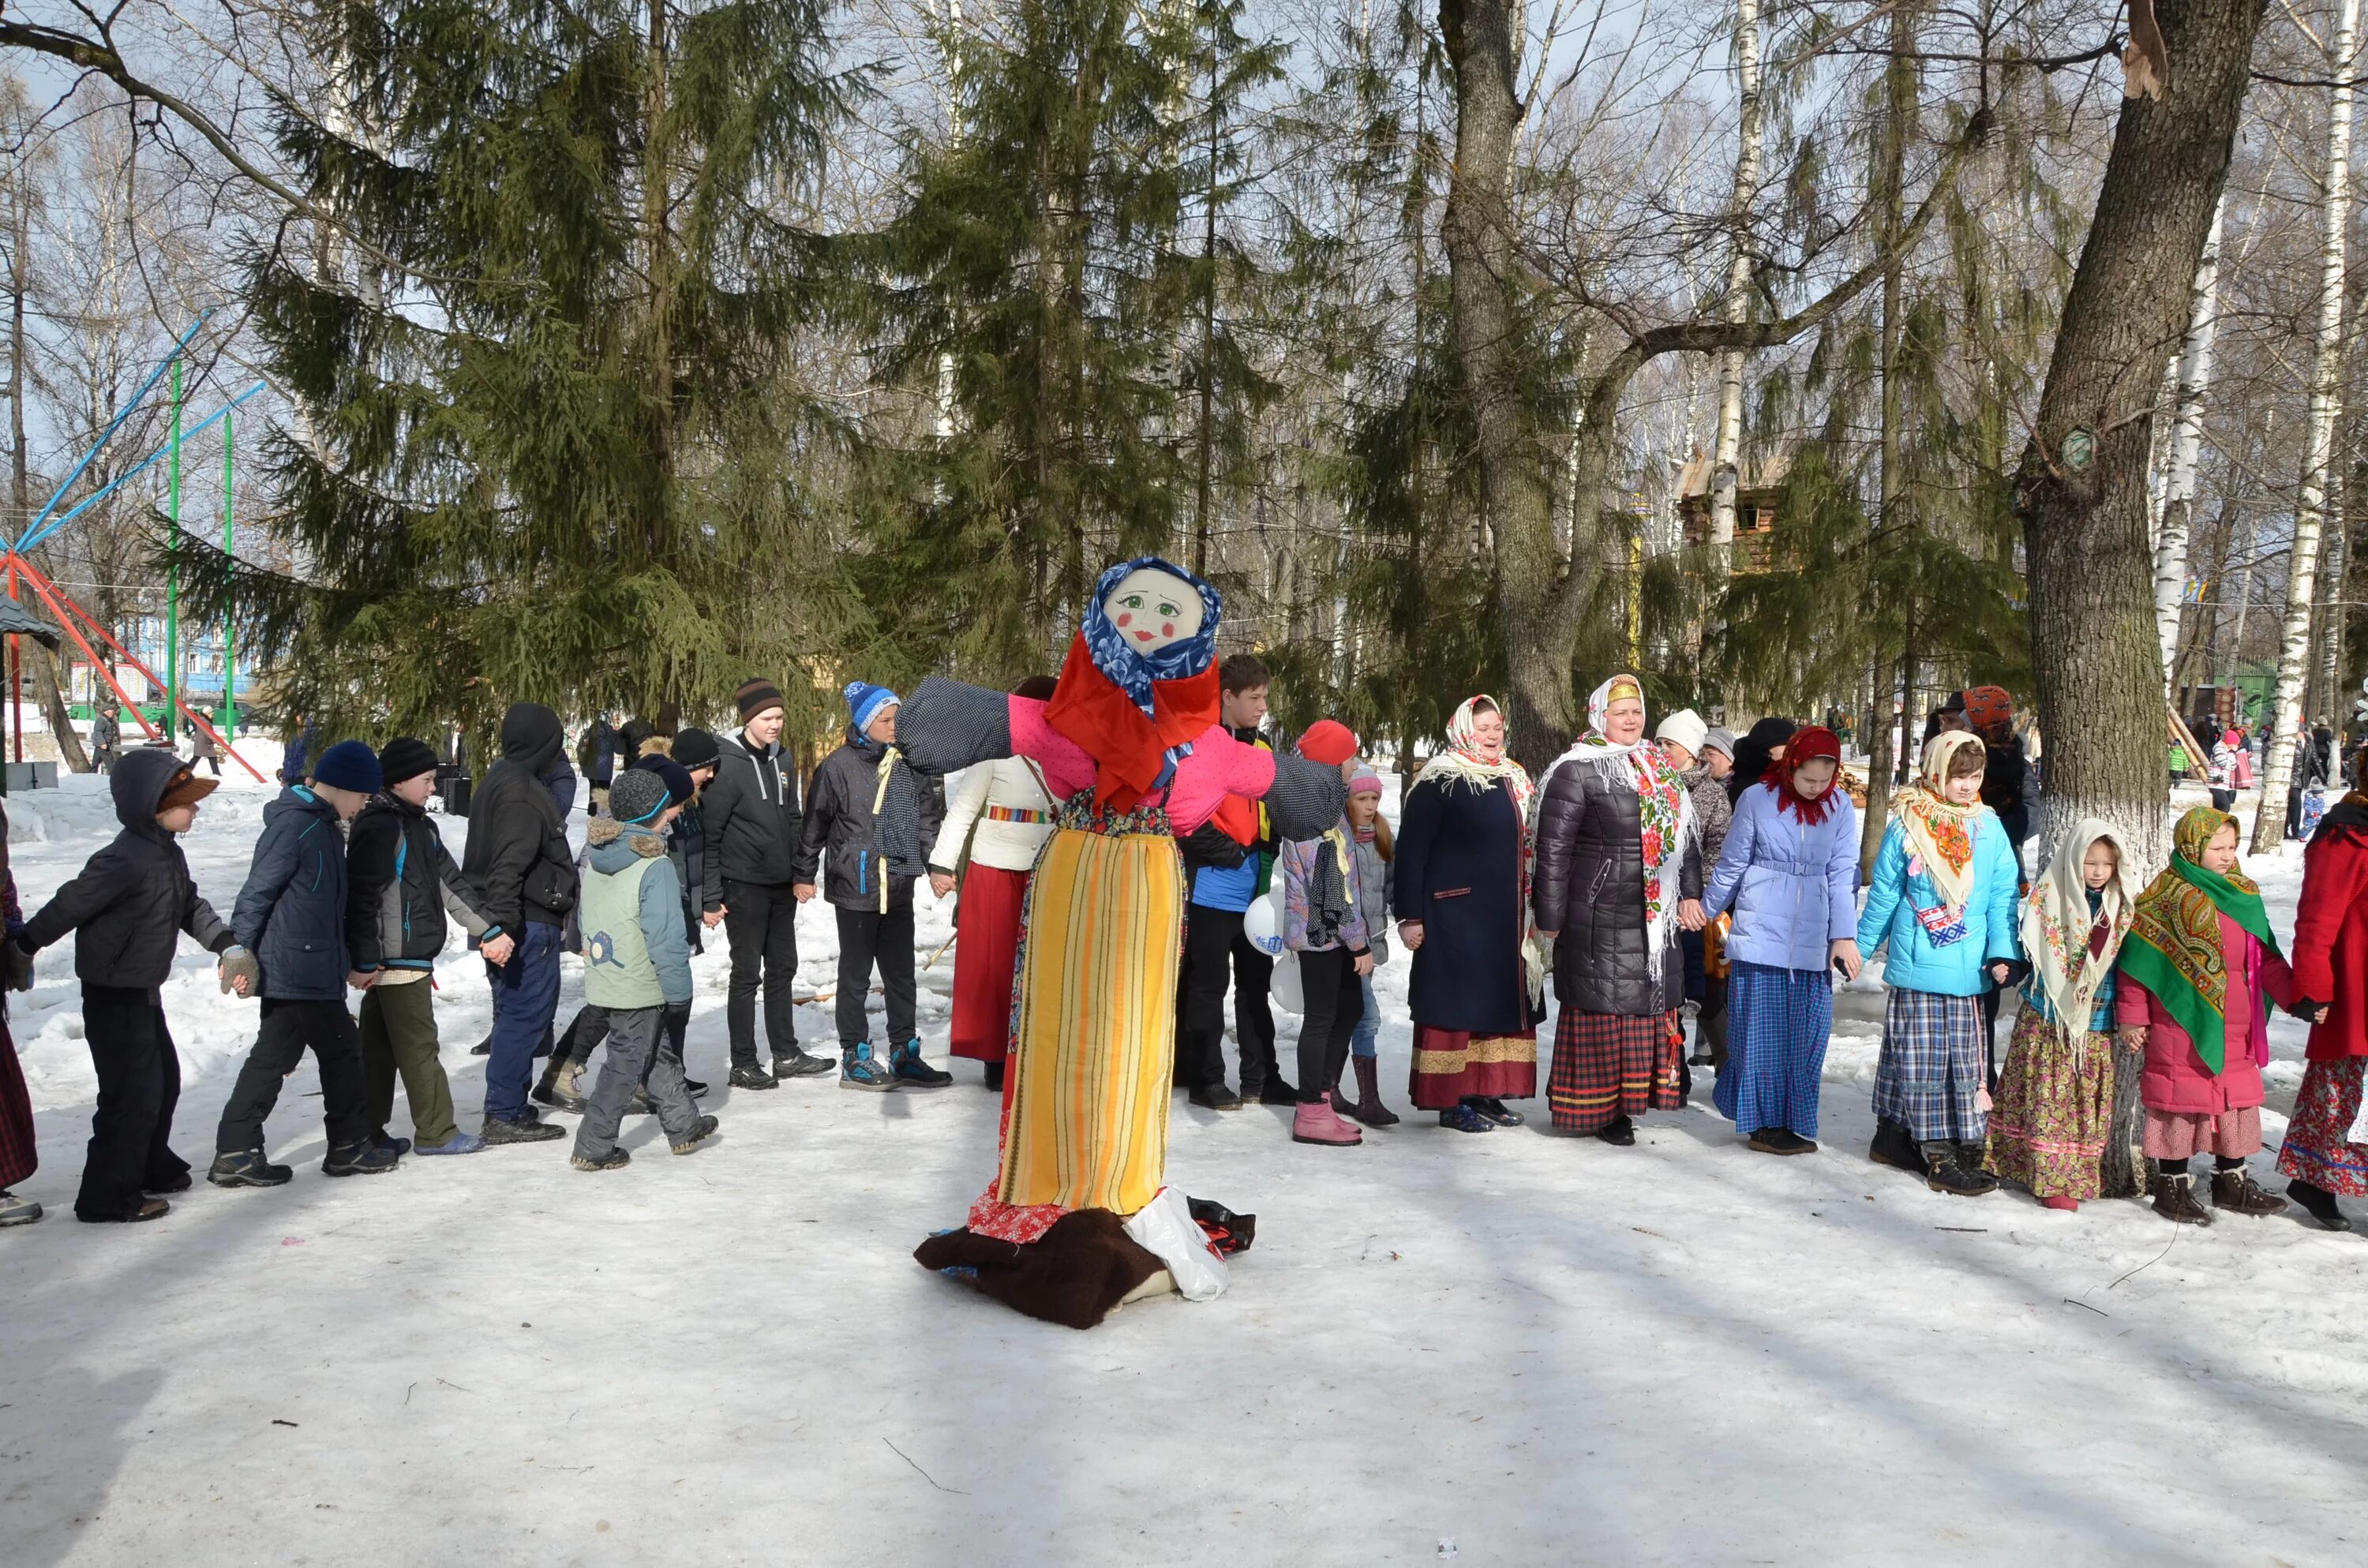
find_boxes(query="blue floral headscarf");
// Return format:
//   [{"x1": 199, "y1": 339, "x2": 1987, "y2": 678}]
[{"x1": 1081, "y1": 556, "x2": 1223, "y2": 720}]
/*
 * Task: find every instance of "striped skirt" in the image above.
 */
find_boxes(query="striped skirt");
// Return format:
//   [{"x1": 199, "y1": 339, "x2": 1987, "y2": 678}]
[
  {"x1": 1871, "y1": 988, "x2": 1987, "y2": 1144},
  {"x1": 1408, "y1": 1024, "x2": 1538, "y2": 1110},
  {"x1": 1713, "y1": 961, "x2": 1831, "y2": 1138},
  {"x1": 1982, "y1": 1006, "x2": 2115, "y2": 1200},
  {"x1": 2276, "y1": 1056, "x2": 2368, "y2": 1196},
  {"x1": 1548, "y1": 1008, "x2": 1682, "y2": 1132},
  {"x1": 972, "y1": 812, "x2": 1185, "y2": 1242}
]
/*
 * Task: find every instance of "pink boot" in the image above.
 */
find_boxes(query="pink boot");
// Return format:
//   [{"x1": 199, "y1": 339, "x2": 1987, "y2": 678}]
[
  {"x1": 2040, "y1": 1195, "x2": 2078, "y2": 1212},
  {"x1": 1293, "y1": 1097, "x2": 1362, "y2": 1146}
]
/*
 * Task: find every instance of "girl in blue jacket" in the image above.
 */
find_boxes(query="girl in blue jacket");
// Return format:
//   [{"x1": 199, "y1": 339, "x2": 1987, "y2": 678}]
[
  {"x1": 1857, "y1": 730, "x2": 2025, "y2": 1196},
  {"x1": 1701, "y1": 726, "x2": 1860, "y2": 1155}
]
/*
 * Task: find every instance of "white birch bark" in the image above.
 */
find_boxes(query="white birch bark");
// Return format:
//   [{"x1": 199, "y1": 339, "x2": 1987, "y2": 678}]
[
  {"x1": 2154, "y1": 198, "x2": 2224, "y2": 695},
  {"x1": 2254, "y1": 0, "x2": 2359, "y2": 852},
  {"x1": 1707, "y1": 0, "x2": 1763, "y2": 578}
]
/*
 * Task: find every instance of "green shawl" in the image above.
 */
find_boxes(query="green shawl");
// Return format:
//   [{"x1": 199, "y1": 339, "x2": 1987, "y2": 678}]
[{"x1": 2119, "y1": 806, "x2": 2280, "y2": 1075}]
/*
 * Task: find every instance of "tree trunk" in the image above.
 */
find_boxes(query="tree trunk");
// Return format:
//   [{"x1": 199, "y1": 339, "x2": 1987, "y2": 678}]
[
  {"x1": 2016, "y1": 0, "x2": 2266, "y2": 870},
  {"x1": 1863, "y1": 4, "x2": 1915, "y2": 874},
  {"x1": 2153, "y1": 197, "x2": 2224, "y2": 692},
  {"x1": 2255, "y1": 0, "x2": 2355, "y2": 853},
  {"x1": 35, "y1": 644, "x2": 88, "y2": 771},
  {"x1": 1441, "y1": 0, "x2": 1569, "y2": 769},
  {"x1": 1706, "y1": 0, "x2": 1763, "y2": 580}
]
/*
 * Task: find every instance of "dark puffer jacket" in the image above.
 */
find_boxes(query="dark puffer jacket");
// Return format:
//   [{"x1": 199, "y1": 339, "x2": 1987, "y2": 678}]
[
  {"x1": 347, "y1": 790, "x2": 500, "y2": 975},
  {"x1": 463, "y1": 703, "x2": 579, "y2": 930},
  {"x1": 1532, "y1": 754, "x2": 1703, "y2": 1016},
  {"x1": 16, "y1": 747, "x2": 234, "y2": 990},
  {"x1": 233, "y1": 786, "x2": 353, "y2": 1001},
  {"x1": 701, "y1": 730, "x2": 802, "y2": 904},
  {"x1": 796, "y1": 732, "x2": 945, "y2": 912}
]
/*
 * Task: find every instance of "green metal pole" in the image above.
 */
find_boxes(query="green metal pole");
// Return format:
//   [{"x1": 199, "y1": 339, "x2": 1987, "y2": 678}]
[
  {"x1": 222, "y1": 406, "x2": 234, "y2": 750},
  {"x1": 165, "y1": 358, "x2": 182, "y2": 734}
]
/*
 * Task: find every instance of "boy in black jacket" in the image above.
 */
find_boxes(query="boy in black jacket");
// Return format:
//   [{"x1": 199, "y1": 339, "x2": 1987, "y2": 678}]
[
  {"x1": 795, "y1": 682, "x2": 946, "y2": 1091},
  {"x1": 706, "y1": 679, "x2": 830, "y2": 1088},
  {"x1": 348, "y1": 737, "x2": 514, "y2": 1156},
  {"x1": 14, "y1": 750, "x2": 245, "y2": 1221},
  {"x1": 211, "y1": 740, "x2": 398, "y2": 1186}
]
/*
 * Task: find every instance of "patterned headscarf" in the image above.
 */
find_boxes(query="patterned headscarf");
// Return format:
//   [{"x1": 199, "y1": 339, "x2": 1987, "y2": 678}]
[
  {"x1": 1961, "y1": 684, "x2": 2014, "y2": 745},
  {"x1": 1538, "y1": 674, "x2": 1694, "y2": 990},
  {"x1": 1763, "y1": 724, "x2": 1842, "y2": 825},
  {"x1": 1080, "y1": 556, "x2": 1223, "y2": 719},
  {"x1": 2019, "y1": 818, "x2": 2138, "y2": 1042},
  {"x1": 2123, "y1": 806, "x2": 2280, "y2": 1075},
  {"x1": 1890, "y1": 729, "x2": 1986, "y2": 911},
  {"x1": 1413, "y1": 694, "x2": 1542, "y2": 1001}
]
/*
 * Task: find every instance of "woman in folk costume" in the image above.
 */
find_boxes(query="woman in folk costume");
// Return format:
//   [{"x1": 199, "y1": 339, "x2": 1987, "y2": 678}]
[
  {"x1": 1532, "y1": 675, "x2": 1704, "y2": 1145},
  {"x1": 2117, "y1": 806, "x2": 2316, "y2": 1226},
  {"x1": 1701, "y1": 726, "x2": 1860, "y2": 1156},
  {"x1": 2276, "y1": 758, "x2": 2368, "y2": 1229},
  {"x1": 898, "y1": 557, "x2": 1351, "y2": 1327},
  {"x1": 1856, "y1": 731, "x2": 2023, "y2": 1196},
  {"x1": 1981, "y1": 821, "x2": 2139, "y2": 1211},
  {"x1": 925, "y1": 675, "x2": 1061, "y2": 1092},
  {"x1": 1394, "y1": 696, "x2": 1540, "y2": 1133}
]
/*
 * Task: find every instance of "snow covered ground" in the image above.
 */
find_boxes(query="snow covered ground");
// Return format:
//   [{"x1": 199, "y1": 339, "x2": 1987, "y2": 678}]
[{"x1": 5, "y1": 769, "x2": 2366, "y2": 1566}]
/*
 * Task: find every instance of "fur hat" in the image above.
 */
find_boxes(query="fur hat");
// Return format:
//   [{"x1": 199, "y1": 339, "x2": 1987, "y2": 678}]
[{"x1": 608, "y1": 765, "x2": 671, "y2": 826}]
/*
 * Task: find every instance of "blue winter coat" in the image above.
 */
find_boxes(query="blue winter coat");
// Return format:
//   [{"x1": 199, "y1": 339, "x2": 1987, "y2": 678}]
[
  {"x1": 1855, "y1": 809, "x2": 2021, "y2": 996},
  {"x1": 233, "y1": 786, "x2": 351, "y2": 1001},
  {"x1": 1702, "y1": 781, "x2": 1860, "y2": 972}
]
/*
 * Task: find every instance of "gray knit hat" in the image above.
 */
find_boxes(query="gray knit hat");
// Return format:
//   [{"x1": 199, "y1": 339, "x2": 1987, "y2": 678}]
[
  {"x1": 1701, "y1": 727, "x2": 1737, "y2": 762},
  {"x1": 608, "y1": 766, "x2": 671, "y2": 827}
]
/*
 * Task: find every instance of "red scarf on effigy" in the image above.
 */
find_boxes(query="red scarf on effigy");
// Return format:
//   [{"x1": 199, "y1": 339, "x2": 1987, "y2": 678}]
[
  {"x1": 1763, "y1": 724, "x2": 1842, "y2": 826},
  {"x1": 1044, "y1": 632, "x2": 1220, "y2": 810}
]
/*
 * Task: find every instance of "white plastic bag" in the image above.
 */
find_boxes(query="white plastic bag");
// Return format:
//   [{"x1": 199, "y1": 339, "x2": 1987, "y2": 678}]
[
  {"x1": 1122, "y1": 1187, "x2": 1229, "y2": 1301},
  {"x1": 1242, "y1": 880, "x2": 1302, "y2": 1014}
]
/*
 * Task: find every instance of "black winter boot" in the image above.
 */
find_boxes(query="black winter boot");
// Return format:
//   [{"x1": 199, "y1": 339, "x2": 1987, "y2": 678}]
[
  {"x1": 1920, "y1": 1141, "x2": 1997, "y2": 1196},
  {"x1": 2287, "y1": 1178, "x2": 2353, "y2": 1230},
  {"x1": 1868, "y1": 1118, "x2": 1928, "y2": 1174}
]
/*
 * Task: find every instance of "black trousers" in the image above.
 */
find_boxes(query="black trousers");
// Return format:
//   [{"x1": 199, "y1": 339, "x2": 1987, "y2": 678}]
[
  {"x1": 836, "y1": 903, "x2": 916, "y2": 1047},
  {"x1": 215, "y1": 997, "x2": 370, "y2": 1154},
  {"x1": 723, "y1": 879, "x2": 800, "y2": 1067},
  {"x1": 556, "y1": 1001, "x2": 691, "y2": 1075},
  {"x1": 1295, "y1": 948, "x2": 1363, "y2": 1106},
  {"x1": 77, "y1": 986, "x2": 189, "y2": 1220},
  {"x1": 1175, "y1": 904, "x2": 1283, "y2": 1092}
]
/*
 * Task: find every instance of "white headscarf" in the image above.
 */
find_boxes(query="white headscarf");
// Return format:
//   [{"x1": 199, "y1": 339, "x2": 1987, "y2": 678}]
[
  {"x1": 2020, "y1": 818, "x2": 2138, "y2": 1041},
  {"x1": 1537, "y1": 675, "x2": 1695, "y2": 993}
]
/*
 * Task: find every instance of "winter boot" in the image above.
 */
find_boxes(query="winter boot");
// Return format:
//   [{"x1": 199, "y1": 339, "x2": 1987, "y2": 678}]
[
  {"x1": 1920, "y1": 1141, "x2": 1997, "y2": 1196},
  {"x1": 2210, "y1": 1165, "x2": 2290, "y2": 1217},
  {"x1": 984, "y1": 1061, "x2": 1006, "y2": 1093},
  {"x1": 728, "y1": 1062, "x2": 780, "y2": 1091},
  {"x1": 1189, "y1": 1082, "x2": 1244, "y2": 1110},
  {"x1": 2151, "y1": 1170, "x2": 2213, "y2": 1226},
  {"x1": 1254, "y1": 1075, "x2": 1300, "y2": 1106},
  {"x1": 481, "y1": 1110, "x2": 566, "y2": 1145},
  {"x1": 208, "y1": 1149, "x2": 293, "y2": 1188},
  {"x1": 669, "y1": 1114, "x2": 721, "y2": 1155},
  {"x1": 1748, "y1": 1127, "x2": 1811, "y2": 1157},
  {"x1": 323, "y1": 1140, "x2": 401, "y2": 1177},
  {"x1": 533, "y1": 1059, "x2": 587, "y2": 1113},
  {"x1": 1868, "y1": 1118, "x2": 1928, "y2": 1175},
  {"x1": 1595, "y1": 1114, "x2": 1638, "y2": 1147},
  {"x1": 1291, "y1": 1098, "x2": 1362, "y2": 1147},
  {"x1": 0, "y1": 1188, "x2": 42, "y2": 1226},
  {"x1": 773, "y1": 1049, "x2": 836, "y2": 1080},
  {"x1": 571, "y1": 1146, "x2": 630, "y2": 1172},
  {"x1": 375, "y1": 1135, "x2": 412, "y2": 1157},
  {"x1": 2287, "y1": 1178, "x2": 2353, "y2": 1231},
  {"x1": 891, "y1": 1039, "x2": 954, "y2": 1088},
  {"x1": 1344, "y1": 1057, "x2": 1399, "y2": 1127},
  {"x1": 840, "y1": 1042, "x2": 895, "y2": 1092}
]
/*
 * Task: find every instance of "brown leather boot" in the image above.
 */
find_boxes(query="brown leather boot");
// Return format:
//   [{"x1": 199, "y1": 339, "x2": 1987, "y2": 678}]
[
  {"x1": 2151, "y1": 1171, "x2": 2213, "y2": 1226},
  {"x1": 1345, "y1": 1056, "x2": 1399, "y2": 1127},
  {"x1": 2211, "y1": 1166, "x2": 2289, "y2": 1217}
]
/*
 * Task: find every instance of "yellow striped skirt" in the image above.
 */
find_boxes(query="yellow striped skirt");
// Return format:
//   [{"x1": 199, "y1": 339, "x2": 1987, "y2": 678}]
[{"x1": 997, "y1": 821, "x2": 1185, "y2": 1217}]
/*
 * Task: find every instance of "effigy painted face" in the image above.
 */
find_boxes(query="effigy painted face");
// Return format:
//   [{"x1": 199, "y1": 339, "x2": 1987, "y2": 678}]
[{"x1": 1103, "y1": 567, "x2": 1205, "y2": 658}]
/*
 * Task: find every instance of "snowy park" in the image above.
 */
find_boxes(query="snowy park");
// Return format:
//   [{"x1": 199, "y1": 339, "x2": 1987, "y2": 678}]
[{"x1": 5, "y1": 769, "x2": 2365, "y2": 1567}]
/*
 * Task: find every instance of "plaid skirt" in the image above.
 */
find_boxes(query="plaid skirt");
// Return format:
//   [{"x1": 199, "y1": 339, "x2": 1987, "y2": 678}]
[
  {"x1": 1548, "y1": 1008, "x2": 1682, "y2": 1132},
  {"x1": 1872, "y1": 988, "x2": 1987, "y2": 1144},
  {"x1": 1714, "y1": 961, "x2": 1831, "y2": 1138},
  {"x1": 2277, "y1": 1056, "x2": 2368, "y2": 1195},
  {"x1": 0, "y1": 1016, "x2": 32, "y2": 1188}
]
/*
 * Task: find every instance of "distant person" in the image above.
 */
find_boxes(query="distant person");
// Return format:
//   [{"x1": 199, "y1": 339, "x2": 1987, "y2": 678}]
[
  {"x1": 0, "y1": 804, "x2": 39, "y2": 1226},
  {"x1": 279, "y1": 713, "x2": 315, "y2": 787},
  {"x1": 192, "y1": 713, "x2": 222, "y2": 777},
  {"x1": 88, "y1": 705, "x2": 119, "y2": 774},
  {"x1": 582, "y1": 712, "x2": 622, "y2": 818}
]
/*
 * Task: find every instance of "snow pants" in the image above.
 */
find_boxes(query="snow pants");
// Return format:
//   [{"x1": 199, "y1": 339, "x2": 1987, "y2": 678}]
[
  {"x1": 835, "y1": 903, "x2": 916, "y2": 1047},
  {"x1": 215, "y1": 997, "x2": 370, "y2": 1154},
  {"x1": 76, "y1": 986, "x2": 188, "y2": 1221},
  {"x1": 573, "y1": 1005, "x2": 703, "y2": 1161}
]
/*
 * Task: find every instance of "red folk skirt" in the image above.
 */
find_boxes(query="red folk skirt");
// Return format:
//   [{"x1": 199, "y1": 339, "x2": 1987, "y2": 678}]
[
  {"x1": 0, "y1": 1016, "x2": 34, "y2": 1188},
  {"x1": 949, "y1": 863, "x2": 1031, "y2": 1062}
]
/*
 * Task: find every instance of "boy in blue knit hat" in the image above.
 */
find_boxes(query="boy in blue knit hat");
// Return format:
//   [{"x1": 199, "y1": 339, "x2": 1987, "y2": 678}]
[
  {"x1": 211, "y1": 739, "x2": 403, "y2": 1186},
  {"x1": 794, "y1": 682, "x2": 946, "y2": 1089}
]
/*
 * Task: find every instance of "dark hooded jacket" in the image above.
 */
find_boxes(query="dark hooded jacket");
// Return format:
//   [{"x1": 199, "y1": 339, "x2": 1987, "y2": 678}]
[
  {"x1": 1533, "y1": 753, "x2": 1704, "y2": 1016},
  {"x1": 234, "y1": 785, "x2": 355, "y2": 1001},
  {"x1": 796, "y1": 728, "x2": 944, "y2": 912},
  {"x1": 463, "y1": 703, "x2": 579, "y2": 931},
  {"x1": 702, "y1": 728, "x2": 804, "y2": 904},
  {"x1": 16, "y1": 748, "x2": 234, "y2": 990},
  {"x1": 347, "y1": 788, "x2": 500, "y2": 975}
]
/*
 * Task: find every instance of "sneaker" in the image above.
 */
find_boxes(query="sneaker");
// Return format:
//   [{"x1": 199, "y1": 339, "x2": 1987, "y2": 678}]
[
  {"x1": 481, "y1": 1111, "x2": 566, "y2": 1145},
  {"x1": 77, "y1": 1197, "x2": 169, "y2": 1222},
  {"x1": 375, "y1": 1135, "x2": 413, "y2": 1157},
  {"x1": 1189, "y1": 1083, "x2": 1244, "y2": 1111},
  {"x1": 533, "y1": 1061, "x2": 587, "y2": 1113},
  {"x1": 2288, "y1": 1178, "x2": 2353, "y2": 1231},
  {"x1": 2210, "y1": 1166, "x2": 2289, "y2": 1217},
  {"x1": 571, "y1": 1146, "x2": 630, "y2": 1172},
  {"x1": 772, "y1": 1050, "x2": 836, "y2": 1080},
  {"x1": 669, "y1": 1114, "x2": 721, "y2": 1155},
  {"x1": 683, "y1": 1079, "x2": 709, "y2": 1098},
  {"x1": 1437, "y1": 1103, "x2": 1495, "y2": 1134},
  {"x1": 841, "y1": 1042, "x2": 895, "y2": 1092},
  {"x1": 414, "y1": 1131, "x2": 486, "y2": 1156},
  {"x1": 890, "y1": 1039, "x2": 953, "y2": 1087},
  {"x1": 208, "y1": 1149, "x2": 294, "y2": 1188},
  {"x1": 1474, "y1": 1097, "x2": 1524, "y2": 1128},
  {"x1": 728, "y1": 1063, "x2": 780, "y2": 1091},
  {"x1": 0, "y1": 1188, "x2": 42, "y2": 1226},
  {"x1": 323, "y1": 1140, "x2": 401, "y2": 1177}
]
